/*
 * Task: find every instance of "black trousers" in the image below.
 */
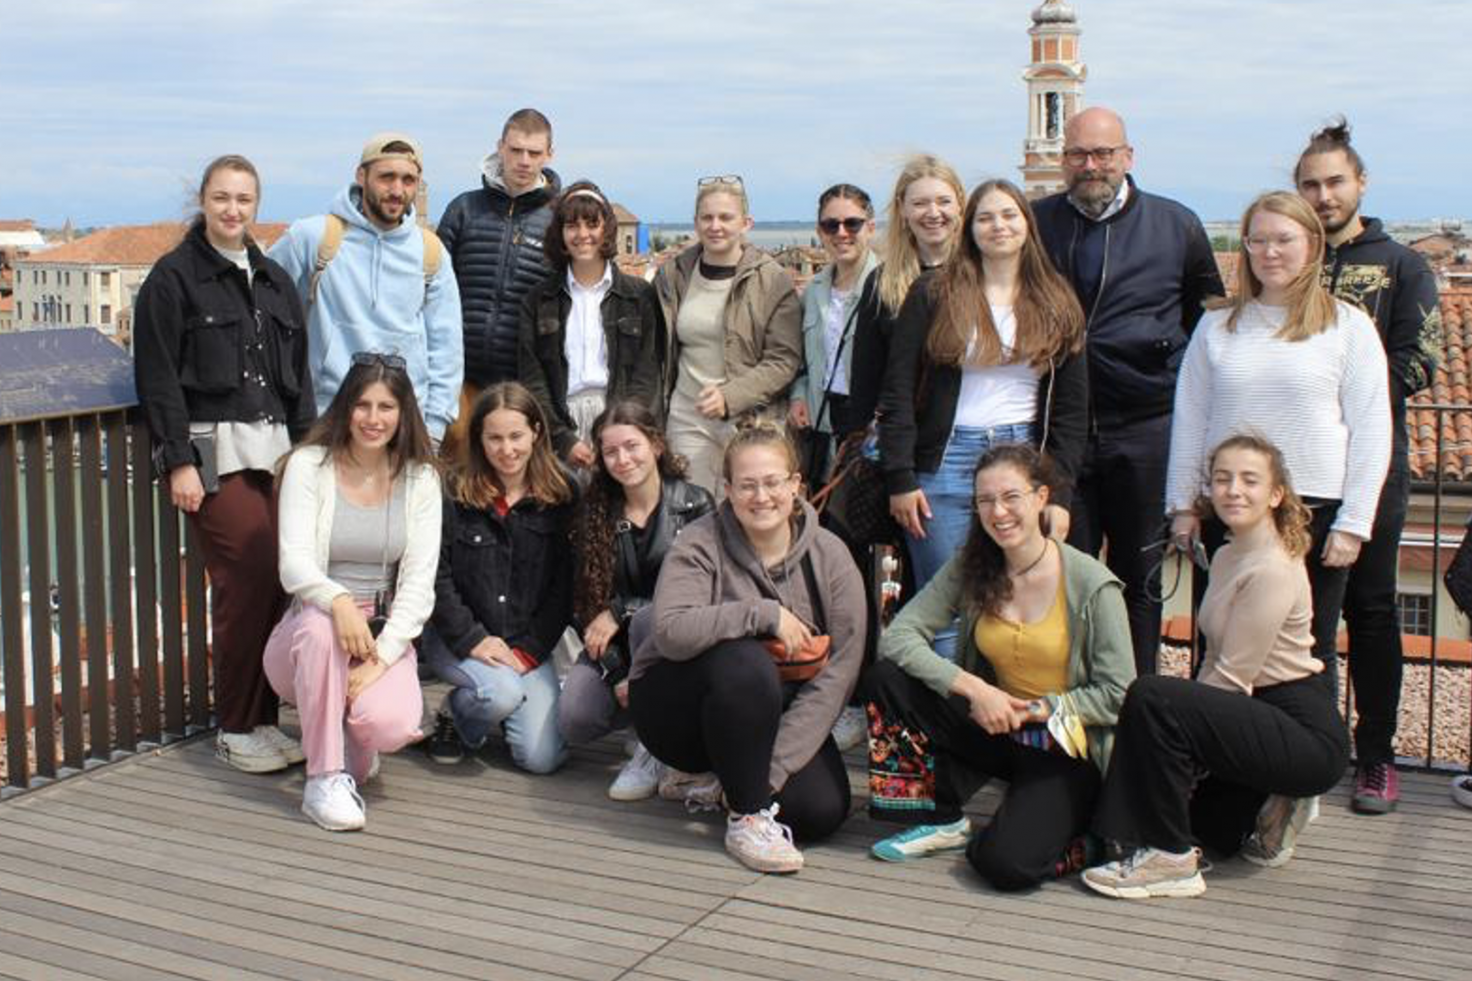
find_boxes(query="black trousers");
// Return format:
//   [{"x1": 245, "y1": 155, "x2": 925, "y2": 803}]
[
  {"x1": 866, "y1": 660, "x2": 1101, "y2": 891},
  {"x1": 1068, "y1": 413, "x2": 1171, "y2": 677},
  {"x1": 629, "y1": 639, "x2": 850, "y2": 843},
  {"x1": 1344, "y1": 469, "x2": 1409, "y2": 766},
  {"x1": 1093, "y1": 674, "x2": 1349, "y2": 855},
  {"x1": 1196, "y1": 498, "x2": 1348, "y2": 698}
]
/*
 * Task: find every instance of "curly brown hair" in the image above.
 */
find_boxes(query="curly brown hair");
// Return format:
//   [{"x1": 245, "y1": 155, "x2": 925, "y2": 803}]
[
  {"x1": 957, "y1": 443, "x2": 1056, "y2": 620},
  {"x1": 1196, "y1": 434, "x2": 1313, "y2": 558},
  {"x1": 572, "y1": 400, "x2": 688, "y2": 627}
]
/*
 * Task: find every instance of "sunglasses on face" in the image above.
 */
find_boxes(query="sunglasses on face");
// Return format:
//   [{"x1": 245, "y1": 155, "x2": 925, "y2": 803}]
[
  {"x1": 698, "y1": 174, "x2": 744, "y2": 189},
  {"x1": 351, "y1": 351, "x2": 407, "y2": 370},
  {"x1": 819, "y1": 217, "x2": 868, "y2": 236}
]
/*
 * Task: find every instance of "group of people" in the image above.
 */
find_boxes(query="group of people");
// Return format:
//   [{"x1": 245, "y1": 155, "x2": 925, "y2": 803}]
[{"x1": 131, "y1": 102, "x2": 1448, "y2": 898}]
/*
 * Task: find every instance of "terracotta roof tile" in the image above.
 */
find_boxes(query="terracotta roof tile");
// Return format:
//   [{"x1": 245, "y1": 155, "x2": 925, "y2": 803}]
[
  {"x1": 23, "y1": 221, "x2": 288, "y2": 266},
  {"x1": 0, "y1": 220, "x2": 37, "y2": 233},
  {"x1": 1409, "y1": 288, "x2": 1472, "y2": 483}
]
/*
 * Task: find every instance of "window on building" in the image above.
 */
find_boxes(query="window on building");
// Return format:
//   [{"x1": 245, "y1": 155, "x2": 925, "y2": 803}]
[
  {"x1": 83, "y1": 271, "x2": 89, "y2": 286},
  {"x1": 100, "y1": 304, "x2": 112, "y2": 325},
  {"x1": 84, "y1": 304, "x2": 89, "y2": 323},
  {"x1": 100, "y1": 271, "x2": 111, "y2": 288},
  {"x1": 65, "y1": 304, "x2": 71, "y2": 322},
  {"x1": 1398, "y1": 592, "x2": 1433, "y2": 637},
  {"x1": 64, "y1": 271, "x2": 70, "y2": 287},
  {"x1": 32, "y1": 303, "x2": 38, "y2": 321},
  {"x1": 40, "y1": 269, "x2": 47, "y2": 285}
]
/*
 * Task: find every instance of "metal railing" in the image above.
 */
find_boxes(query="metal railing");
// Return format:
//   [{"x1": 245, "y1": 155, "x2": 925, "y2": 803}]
[{"x1": 0, "y1": 407, "x2": 210, "y2": 795}]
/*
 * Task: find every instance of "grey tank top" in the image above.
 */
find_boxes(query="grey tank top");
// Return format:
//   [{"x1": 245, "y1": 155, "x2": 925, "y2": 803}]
[{"x1": 327, "y1": 481, "x2": 407, "y2": 601}]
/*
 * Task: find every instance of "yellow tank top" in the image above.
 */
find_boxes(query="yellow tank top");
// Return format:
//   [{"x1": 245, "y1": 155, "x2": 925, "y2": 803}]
[{"x1": 973, "y1": 579, "x2": 1069, "y2": 700}]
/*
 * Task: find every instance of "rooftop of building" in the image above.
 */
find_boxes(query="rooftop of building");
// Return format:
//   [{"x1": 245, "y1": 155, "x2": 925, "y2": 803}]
[{"x1": 22, "y1": 222, "x2": 288, "y2": 267}]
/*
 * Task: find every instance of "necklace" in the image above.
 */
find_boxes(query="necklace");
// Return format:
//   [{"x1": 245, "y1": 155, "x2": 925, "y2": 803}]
[{"x1": 1007, "y1": 538, "x2": 1050, "y2": 578}]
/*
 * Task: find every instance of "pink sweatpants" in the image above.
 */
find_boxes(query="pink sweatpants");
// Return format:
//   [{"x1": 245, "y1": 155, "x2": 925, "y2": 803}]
[{"x1": 263, "y1": 605, "x2": 423, "y2": 780}]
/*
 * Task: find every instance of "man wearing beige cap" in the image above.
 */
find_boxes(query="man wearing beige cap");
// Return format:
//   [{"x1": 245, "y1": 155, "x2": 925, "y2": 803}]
[{"x1": 271, "y1": 133, "x2": 463, "y2": 440}]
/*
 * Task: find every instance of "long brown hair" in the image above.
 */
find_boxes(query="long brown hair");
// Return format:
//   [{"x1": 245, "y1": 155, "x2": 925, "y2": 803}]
[
  {"x1": 926, "y1": 179, "x2": 1084, "y2": 368},
  {"x1": 450, "y1": 382, "x2": 573, "y2": 509},
  {"x1": 573, "y1": 401, "x2": 689, "y2": 626},
  {"x1": 1197, "y1": 434, "x2": 1313, "y2": 558},
  {"x1": 875, "y1": 155, "x2": 965, "y2": 313},
  {"x1": 1225, "y1": 191, "x2": 1338, "y2": 341},
  {"x1": 958, "y1": 443, "x2": 1056, "y2": 619},
  {"x1": 291, "y1": 356, "x2": 436, "y2": 478}
]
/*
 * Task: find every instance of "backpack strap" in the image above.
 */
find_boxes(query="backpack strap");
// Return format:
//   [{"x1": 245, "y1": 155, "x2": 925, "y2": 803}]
[{"x1": 307, "y1": 216, "x2": 443, "y2": 312}]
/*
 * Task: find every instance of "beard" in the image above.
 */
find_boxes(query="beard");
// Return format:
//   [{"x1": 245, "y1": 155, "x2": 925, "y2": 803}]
[
  {"x1": 363, "y1": 188, "x2": 406, "y2": 226},
  {"x1": 1066, "y1": 173, "x2": 1122, "y2": 219}
]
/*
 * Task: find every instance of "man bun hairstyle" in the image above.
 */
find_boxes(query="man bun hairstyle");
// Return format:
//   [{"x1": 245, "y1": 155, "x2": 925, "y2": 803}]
[{"x1": 1295, "y1": 114, "x2": 1365, "y2": 182}]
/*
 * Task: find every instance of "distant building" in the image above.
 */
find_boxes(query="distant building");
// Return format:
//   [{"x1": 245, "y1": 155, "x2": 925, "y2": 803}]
[
  {"x1": 12, "y1": 221, "x2": 286, "y2": 347},
  {"x1": 1020, "y1": 0, "x2": 1087, "y2": 199},
  {"x1": 0, "y1": 220, "x2": 45, "y2": 332},
  {"x1": 612, "y1": 203, "x2": 640, "y2": 256}
]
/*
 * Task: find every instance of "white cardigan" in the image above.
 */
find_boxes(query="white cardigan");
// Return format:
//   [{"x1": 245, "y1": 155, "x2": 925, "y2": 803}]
[{"x1": 277, "y1": 444, "x2": 442, "y2": 665}]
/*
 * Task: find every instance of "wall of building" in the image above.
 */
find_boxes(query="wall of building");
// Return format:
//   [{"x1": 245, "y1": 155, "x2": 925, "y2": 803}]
[{"x1": 12, "y1": 262, "x2": 148, "y2": 335}]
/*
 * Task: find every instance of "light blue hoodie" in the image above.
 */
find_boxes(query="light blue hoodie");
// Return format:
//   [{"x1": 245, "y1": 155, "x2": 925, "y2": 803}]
[{"x1": 269, "y1": 185, "x2": 464, "y2": 439}]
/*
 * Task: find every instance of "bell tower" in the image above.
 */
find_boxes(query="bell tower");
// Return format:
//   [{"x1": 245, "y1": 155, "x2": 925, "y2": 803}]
[{"x1": 1020, "y1": 1, "x2": 1087, "y2": 198}]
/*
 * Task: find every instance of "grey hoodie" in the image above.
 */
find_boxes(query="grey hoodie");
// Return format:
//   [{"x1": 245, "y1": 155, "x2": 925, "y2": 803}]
[{"x1": 633, "y1": 499, "x2": 866, "y2": 790}]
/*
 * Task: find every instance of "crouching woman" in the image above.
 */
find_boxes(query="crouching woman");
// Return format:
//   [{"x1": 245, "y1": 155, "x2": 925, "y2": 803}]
[{"x1": 629, "y1": 419, "x2": 867, "y2": 873}]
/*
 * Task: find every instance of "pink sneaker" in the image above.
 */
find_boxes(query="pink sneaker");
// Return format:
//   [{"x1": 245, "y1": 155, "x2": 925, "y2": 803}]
[{"x1": 1352, "y1": 763, "x2": 1399, "y2": 815}]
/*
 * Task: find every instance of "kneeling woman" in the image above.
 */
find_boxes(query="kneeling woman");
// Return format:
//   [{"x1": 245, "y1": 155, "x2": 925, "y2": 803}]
[
  {"x1": 267, "y1": 354, "x2": 441, "y2": 831},
  {"x1": 423, "y1": 382, "x2": 577, "y2": 774},
  {"x1": 867, "y1": 444, "x2": 1133, "y2": 890},
  {"x1": 1083, "y1": 435, "x2": 1350, "y2": 900},
  {"x1": 630, "y1": 420, "x2": 867, "y2": 873},
  {"x1": 559, "y1": 400, "x2": 715, "y2": 799}
]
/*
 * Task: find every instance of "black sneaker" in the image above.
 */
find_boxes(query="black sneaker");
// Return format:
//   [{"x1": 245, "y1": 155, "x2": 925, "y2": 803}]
[{"x1": 425, "y1": 712, "x2": 464, "y2": 765}]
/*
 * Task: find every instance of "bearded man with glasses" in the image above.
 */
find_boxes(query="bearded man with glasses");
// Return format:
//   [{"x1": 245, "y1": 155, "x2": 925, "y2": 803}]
[{"x1": 1032, "y1": 107, "x2": 1225, "y2": 677}]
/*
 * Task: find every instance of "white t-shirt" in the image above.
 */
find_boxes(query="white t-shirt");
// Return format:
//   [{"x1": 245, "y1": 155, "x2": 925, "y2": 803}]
[
  {"x1": 953, "y1": 306, "x2": 1040, "y2": 428},
  {"x1": 565, "y1": 263, "x2": 613, "y2": 396},
  {"x1": 822, "y1": 285, "x2": 855, "y2": 395}
]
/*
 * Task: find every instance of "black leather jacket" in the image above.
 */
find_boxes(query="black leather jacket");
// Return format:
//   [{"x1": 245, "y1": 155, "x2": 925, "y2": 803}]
[
  {"x1": 132, "y1": 223, "x2": 314, "y2": 474},
  {"x1": 437, "y1": 167, "x2": 563, "y2": 386},
  {"x1": 604, "y1": 477, "x2": 716, "y2": 628},
  {"x1": 431, "y1": 489, "x2": 577, "y2": 664}
]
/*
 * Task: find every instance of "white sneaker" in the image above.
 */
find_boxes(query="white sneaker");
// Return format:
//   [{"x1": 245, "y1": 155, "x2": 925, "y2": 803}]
[
  {"x1": 254, "y1": 725, "x2": 306, "y2": 765},
  {"x1": 831, "y1": 705, "x2": 867, "y2": 752},
  {"x1": 609, "y1": 743, "x2": 664, "y2": 801},
  {"x1": 302, "y1": 772, "x2": 366, "y2": 832},
  {"x1": 358, "y1": 751, "x2": 381, "y2": 784},
  {"x1": 1241, "y1": 794, "x2": 1315, "y2": 868},
  {"x1": 216, "y1": 730, "x2": 289, "y2": 773},
  {"x1": 658, "y1": 769, "x2": 724, "y2": 812},
  {"x1": 726, "y1": 803, "x2": 804, "y2": 873}
]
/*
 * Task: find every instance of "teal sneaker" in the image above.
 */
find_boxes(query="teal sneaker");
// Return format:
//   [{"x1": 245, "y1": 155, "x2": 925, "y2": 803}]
[{"x1": 870, "y1": 818, "x2": 972, "y2": 862}]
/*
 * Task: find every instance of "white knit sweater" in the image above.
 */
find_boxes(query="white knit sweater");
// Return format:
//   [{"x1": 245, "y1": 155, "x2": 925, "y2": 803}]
[{"x1": 1165, "y1": 300, "x2": 1391, "y2": 538}]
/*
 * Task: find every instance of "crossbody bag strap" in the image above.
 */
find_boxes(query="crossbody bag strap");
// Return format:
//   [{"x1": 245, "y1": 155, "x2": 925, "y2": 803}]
[{"x1": 813, "y1": 298, "x2": 862, "y2": 429}]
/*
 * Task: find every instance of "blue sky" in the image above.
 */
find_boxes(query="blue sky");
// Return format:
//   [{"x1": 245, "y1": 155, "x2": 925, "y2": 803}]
[{"x1": 3, "y1": 1, "x2": 1466, "y2": 227}]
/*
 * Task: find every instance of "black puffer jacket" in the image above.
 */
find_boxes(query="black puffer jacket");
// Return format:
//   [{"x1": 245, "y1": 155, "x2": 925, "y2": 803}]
[
  {"x1": 133, "y1": 223, "x2": 314, "y2": 474},
  {"x1": 437, "y1": 159, "x2": 563, "y2": 386}
]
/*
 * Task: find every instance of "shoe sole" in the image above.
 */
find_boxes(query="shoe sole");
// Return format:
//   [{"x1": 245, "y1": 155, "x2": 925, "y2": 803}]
[
  {"x1": 216, "y1": 746, "x2": 289, "y2": 774},
  {"x1": 1241, "y1": 845, "x2": 1295, "y2": 869},
  {"x1": 302, "y1": 804, "x2": 364, "y2": 832},
  {"x1": 1082, "y1": 872, "x2": 1205, "y2": 899},
  {"x1": 729, "y1": 852, "x2": 804, "y2": 874},
  {"x1": 1350, "y1": 795, "x2": 1397, "y2": 815},
  {"x1": 608, "y1": 783, "x2": 658, "y2": 802},
  {"x1": 871, "y1": 837, "x2": 969, "y2": 862}
]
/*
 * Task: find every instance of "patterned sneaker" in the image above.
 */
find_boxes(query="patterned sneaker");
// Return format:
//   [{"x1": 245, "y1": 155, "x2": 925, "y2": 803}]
[
  {"x1": 870, "y1": 818, "x2": 972, "y2": 862},
  {"x1": 1241, "y1": 794, "x2": 1315, "y2": 868},
  {"x1": 831, "y1": 705, "x2": 868, "y2": 752},
  {"x1": 254, "y1": 725, "x2": 306, "y2": 765},
  {"x1": 609, "y1": 743, "x2": 665, "y2": 801},
  {"x1": 1082, "y1": 847, "x2": 1205, "y2": 899},
  {"x1": 424, "y1": 712, "x2": 465, "y2": 765},
  {"x1": 301, "y1": 772, "x2": 366, "y2": 832},
  {"x1": 726, "y1": 804, "x2": 804, "y2": 873},
  {"x1": 1053, "y1": 833, "x2": 1104, "y2": 878},
  {"x1": 1351, "y1": 763, "x2": 1399, "y2": 815},
  {"x1": 658, "y1": 769, "x2": 724, "y2": 812},
  {"x1": 216, "y1": 730, "x2": 289, "y2": 773}
]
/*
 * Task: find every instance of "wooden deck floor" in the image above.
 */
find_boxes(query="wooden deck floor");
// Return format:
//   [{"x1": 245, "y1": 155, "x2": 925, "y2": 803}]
[{"x1": 0, "y1": 725, "x2": 1468, "y2": 981}]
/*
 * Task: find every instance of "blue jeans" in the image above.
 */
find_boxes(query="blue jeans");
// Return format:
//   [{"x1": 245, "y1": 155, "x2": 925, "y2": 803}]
[
  {"x1": 907, "y1": 422, "x2": 1035, "y2": 659},
  {"x1": 424, "y1": 628, "x2": 567, "y2": 775}
]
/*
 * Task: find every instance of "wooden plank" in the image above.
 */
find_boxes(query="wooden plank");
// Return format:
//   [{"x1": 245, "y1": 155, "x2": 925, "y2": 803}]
[
  {"x1": 48, "y1": 415, "x2": 84, "y2": 768},
  {"x1": 0, "y1": 925, "x2": 183, "y2": 981},
  {"x1": 182, "y1": 521, "x2": 209, "y2": 730},
  {"x1": 76, "y1": 414, "x2": 109, "y2": 757},
  {"x1": 20, "y1": 421, "x2": 56, "y2": 778},
  {"x1": 156, "y1": 491, "x2": 185, "y2": 735},
  {"x1": 103, "y1": 410, "x2": 135, "y2": 749},
  {"x1": 129, "y1": 414, "x2": 161, "y2": 743},
  {"x1": 0, "y1": 424, "x2": 28, "y2": 787}
]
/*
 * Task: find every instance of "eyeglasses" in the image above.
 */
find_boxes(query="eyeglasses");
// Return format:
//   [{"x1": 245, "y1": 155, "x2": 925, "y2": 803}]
[
  {"x1": 1061, "y1": 145, "x2": 1128, "y2": 166},
  {"x1": 698, "y1": 174, "x2": 744, "y2": 189},
  {"x1": 730, "y1": 473, "x2": 796, "y2": 500},
  {"x1": 351, "y1": 351, "x2": 407, "y2": 370},
  {"x1": 1244, "y1": 234, "x2": 1306, "y2": 254},
  {"x1": 818, "y1": 217, "x2": 868, "y2": 236},
  {"x1": 974, "y1": 488, "x2": 1039, "y2": 513}
]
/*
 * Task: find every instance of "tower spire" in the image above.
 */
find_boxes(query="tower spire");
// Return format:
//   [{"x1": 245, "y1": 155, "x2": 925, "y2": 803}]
[{"x1": 1020, "y1": 1, "x2": 1087, "y2": 198}]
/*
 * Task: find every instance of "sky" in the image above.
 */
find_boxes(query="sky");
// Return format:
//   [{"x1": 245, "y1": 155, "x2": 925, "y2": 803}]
[{"x1": 3, "y1": 1, "x2": 1468, "y2": 228}]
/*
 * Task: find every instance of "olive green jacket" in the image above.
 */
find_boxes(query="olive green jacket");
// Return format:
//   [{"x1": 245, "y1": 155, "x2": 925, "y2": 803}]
[{"x1": 877, "y1": 542, "x2": 1135, "y2": 773}]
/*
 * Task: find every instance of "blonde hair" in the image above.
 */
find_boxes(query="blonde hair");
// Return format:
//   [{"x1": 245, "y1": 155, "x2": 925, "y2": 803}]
[
  {"x1": 694, "y1": 179, "x2": 750, "y2": 220},
  {"x1": 721, "y1": 413, "x2": 799, "y2": 483},
  {"x1": 1225, "y1": 191, "x2": 1338, "y2": 341},
  {"x1": 876, "y1": 155, "x2": 965, "y2": 313}
]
